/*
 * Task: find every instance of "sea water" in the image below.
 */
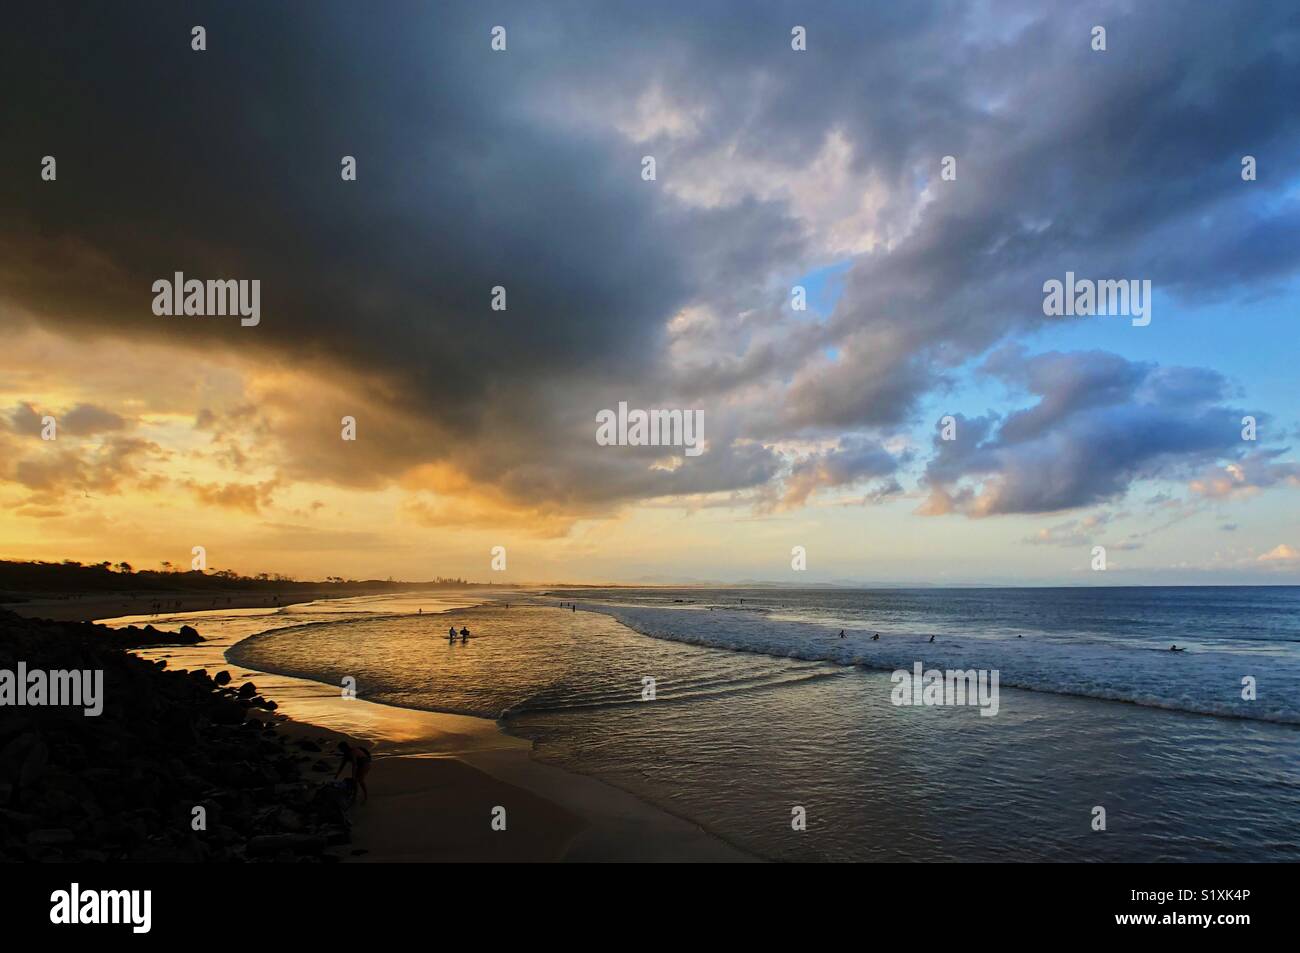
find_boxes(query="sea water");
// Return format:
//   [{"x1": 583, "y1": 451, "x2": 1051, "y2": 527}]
[{"x1": 227, "y1": 587, "x2": 1300, "y2": 861}]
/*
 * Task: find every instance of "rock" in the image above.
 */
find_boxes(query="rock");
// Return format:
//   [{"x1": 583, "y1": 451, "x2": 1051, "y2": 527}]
[
  {"x1": 19, "y1": 744, "x2": 49, "y2": 789},
  {"x1": 159, "y1": 708, "x2": 197, "y2": 745},
  {"x1": 0, "y1": 609, "x2": 337, "y2": 864},
  {"x1": 0, "y1": 808, "x2": 37, "y2": 830},
  {"x1": 25, "y1": 845, "x2": 65, "y2": 862},
  {"x1": 246, "y1": 833, "x2": 325, "y2": 856},
  {"x1": 27, "y1": 828, "x2": 74, "y2": 846},
  {"x1": 209, "y1": 700, "x2": 247, "y2": 726},
  {"x1": 0, "y1": 732, "x2": 38, "y2": 775},
  {"x1": 0, "y1": 714, "x2": 32, "y2": 742},
  {"x1": 131, "y1": 842, "x2": 199, "y2": 863}
]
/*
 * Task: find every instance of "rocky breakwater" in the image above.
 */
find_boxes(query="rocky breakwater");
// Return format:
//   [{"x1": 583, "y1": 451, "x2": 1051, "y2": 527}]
[{"x1": 0, "y1": 609, "x2": 357, "y2": 862}]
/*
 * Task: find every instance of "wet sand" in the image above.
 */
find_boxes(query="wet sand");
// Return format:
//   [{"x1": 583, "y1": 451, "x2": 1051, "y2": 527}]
[{"x1": 109, "y1": 598, "x2": 755, "y2": 862}]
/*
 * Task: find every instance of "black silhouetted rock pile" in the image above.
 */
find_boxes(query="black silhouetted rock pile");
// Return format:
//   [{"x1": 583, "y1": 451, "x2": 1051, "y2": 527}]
[{"x1": 0, "y1": 609, "x2": 352, "y2": 862}]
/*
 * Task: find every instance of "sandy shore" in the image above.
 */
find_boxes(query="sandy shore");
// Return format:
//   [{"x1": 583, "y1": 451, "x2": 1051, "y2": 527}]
[{"x1": 111, "y1": 598, "x2": 756, "y2": 863}]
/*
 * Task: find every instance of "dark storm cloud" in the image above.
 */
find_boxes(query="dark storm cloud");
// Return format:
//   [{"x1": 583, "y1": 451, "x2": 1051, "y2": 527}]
[
  {"x1": 920, "y1": 348, "x2": 1256, "y2": 516},
  {"x1": 0, "y1": 1, "x2": 818, "y2": 514},
  {"x1": 2, "y1": 1, "x2": 1298, "y2": 518},
  {"x1": 1, "y1": 3, "x2": 692, "y2": 395}
]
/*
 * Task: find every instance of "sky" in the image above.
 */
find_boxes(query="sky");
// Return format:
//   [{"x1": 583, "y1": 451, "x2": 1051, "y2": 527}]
[{"x1": 1, "y1": 1, "x2": 1298, "y2": 586}]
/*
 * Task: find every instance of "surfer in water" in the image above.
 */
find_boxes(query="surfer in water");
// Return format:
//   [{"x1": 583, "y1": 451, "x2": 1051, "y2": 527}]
[{"x1": 1169, "y1": 644, "x2": 1185, "y2": 652}]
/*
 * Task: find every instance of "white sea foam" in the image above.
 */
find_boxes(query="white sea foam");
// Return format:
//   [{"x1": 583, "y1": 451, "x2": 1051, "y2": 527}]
[{"x1": 571, "y1": 601, "x2": 1300, "y2": 724}]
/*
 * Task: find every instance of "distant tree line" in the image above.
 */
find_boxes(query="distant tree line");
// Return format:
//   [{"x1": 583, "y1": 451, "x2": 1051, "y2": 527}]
[{"x1": 0, "y1": 559, "x2": 490, "y2": 594}]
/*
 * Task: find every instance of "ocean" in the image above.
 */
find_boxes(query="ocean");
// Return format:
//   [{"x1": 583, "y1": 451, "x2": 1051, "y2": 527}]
[{"x1": 227, "y1": 586, "x2": 1300, "y2": 861}]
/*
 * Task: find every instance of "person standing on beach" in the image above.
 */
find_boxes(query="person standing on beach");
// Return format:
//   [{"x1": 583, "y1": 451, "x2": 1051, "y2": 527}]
[{"x1": 335, "y1": 742, "x2": 372, "y2": 804}]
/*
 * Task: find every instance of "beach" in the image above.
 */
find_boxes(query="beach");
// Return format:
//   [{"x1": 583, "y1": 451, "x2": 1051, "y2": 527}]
[
  {"x1": 44, "y1": 584, "x2": 1294, "y2": 862},
  {"x1": 112, "y1": 595, "x2": 755, "y2": 862},
  {"x1": 215, "y1": 587, "x2": 1300, "y2": 862}
]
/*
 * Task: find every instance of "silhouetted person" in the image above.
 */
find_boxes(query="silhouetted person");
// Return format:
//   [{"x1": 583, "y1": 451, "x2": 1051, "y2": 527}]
[
  {"x1": 448, "y1": 627, "x2": 456, "y2": 643},
  {"x1": 1170, "y1": 644, "x2": 1184, "y2": 652},
  {"x1": 839, "y1": 630, "x2": 845, "y2": 639},
  {"x1": 929, "y1": 635, "x2": 936, "y2": 643},
  {"x1": 460, "y1": 626, "x2": 470, "y2": 642},
  {"x1": 335, "y1": 741, "x2": 372, "y2": 804},
  {"x1": 871, "y1": 632, "x2": 880, "y2": 641}
]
